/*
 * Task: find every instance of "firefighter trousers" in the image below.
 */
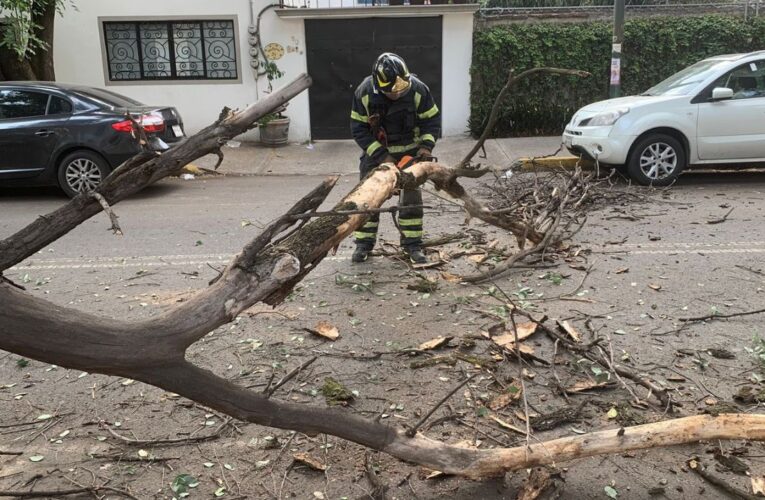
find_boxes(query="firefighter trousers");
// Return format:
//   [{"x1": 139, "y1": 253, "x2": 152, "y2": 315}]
[{"x1": 353, "y1": 150, "x2": 423, "y2": 250}]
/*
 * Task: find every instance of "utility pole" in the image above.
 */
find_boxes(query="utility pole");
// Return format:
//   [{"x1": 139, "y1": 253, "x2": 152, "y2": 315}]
[{"x1": 609, "y1": 0, "x2": 625, "y2": 98}]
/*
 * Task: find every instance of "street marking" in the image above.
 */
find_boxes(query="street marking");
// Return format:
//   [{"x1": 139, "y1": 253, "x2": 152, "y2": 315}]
[
  {"x1": 9, "y1": 241, "x2": 765, "y2": 271},
  {"x1": 10, "y1": 255, "x2": 348, "y2": 271}
]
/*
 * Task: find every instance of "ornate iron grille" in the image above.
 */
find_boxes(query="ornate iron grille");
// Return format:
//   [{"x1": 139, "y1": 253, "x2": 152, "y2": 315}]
[{"x1": 104, "y1": 20, "x2": 238, "y2": 81}]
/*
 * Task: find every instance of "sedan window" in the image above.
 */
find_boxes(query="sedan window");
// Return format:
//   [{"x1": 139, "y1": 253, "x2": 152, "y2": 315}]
[
  {"x1": 71, "y1": 87, "x2": 143, "y2": 109},
  {"x1": 47, "y1": 96, "x2": 73, "y2": 115},
  {"x1": 0, "y1": 90, "x2": 49, "y2": 119}
]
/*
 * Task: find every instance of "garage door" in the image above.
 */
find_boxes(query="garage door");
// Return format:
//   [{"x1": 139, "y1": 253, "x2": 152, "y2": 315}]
[{"x1": 305, "y1": 17, "x2": 442, "y2": 140}]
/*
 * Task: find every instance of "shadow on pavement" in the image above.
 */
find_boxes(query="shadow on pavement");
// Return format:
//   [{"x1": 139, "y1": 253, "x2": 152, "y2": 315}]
[{"x1": 0, "y1": 181, "x2": 182, "y2": 203}]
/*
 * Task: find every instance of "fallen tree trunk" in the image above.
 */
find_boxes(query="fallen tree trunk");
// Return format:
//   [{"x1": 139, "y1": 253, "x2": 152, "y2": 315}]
[{"x1": 2, "y1": 74, "x2": 763, "y2": 481}]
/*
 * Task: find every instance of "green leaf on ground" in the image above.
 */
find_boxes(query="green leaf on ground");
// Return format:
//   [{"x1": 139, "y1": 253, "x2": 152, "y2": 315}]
[{"x1": 171, "y1": 474, "x2": 199, "y2": 495}]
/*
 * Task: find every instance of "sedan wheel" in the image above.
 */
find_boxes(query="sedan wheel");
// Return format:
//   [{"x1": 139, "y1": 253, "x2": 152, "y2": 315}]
[
  {"x1": 57, "y1": 151, "x2": 110, "y2": 198},
  {"x1": 65, "y1": 158, "x2": 102, "y2": 193},
  {"x1": 627, "y1": 134, "x2": 686, "y2": 186}
]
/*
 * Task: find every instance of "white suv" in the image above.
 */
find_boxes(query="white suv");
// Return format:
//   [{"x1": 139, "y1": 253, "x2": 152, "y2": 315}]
[{"x1": 562, "y1": 51, "x2": 765, "y2": 185}]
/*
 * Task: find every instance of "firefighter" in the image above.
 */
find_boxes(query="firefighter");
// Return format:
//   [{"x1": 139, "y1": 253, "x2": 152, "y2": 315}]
[{"x1": 349, "y1": 52, "x2": 441, "y2": 264}]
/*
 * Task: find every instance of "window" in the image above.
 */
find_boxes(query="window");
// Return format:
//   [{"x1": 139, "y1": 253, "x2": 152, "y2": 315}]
[
  {"x1": 47, "y1": 96, "x2": 73, "y2": 115},
  {"x1": 103, "y1": 20, "x2": 238, "y2": 81},
  {"x1": 706, "y1": 60, "x2": 765, "y2": 100},
  {"x1": 0, "y1": 90, "x2": 49, "y2": 119},
  {"x1": 71, "y1": 87, "x2": 143, "y2": 108}
]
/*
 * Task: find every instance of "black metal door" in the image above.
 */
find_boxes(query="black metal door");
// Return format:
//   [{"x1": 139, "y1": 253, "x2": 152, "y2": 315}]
[{"x1": 305, "y1": 17, "x2": 442, "y2": 140}]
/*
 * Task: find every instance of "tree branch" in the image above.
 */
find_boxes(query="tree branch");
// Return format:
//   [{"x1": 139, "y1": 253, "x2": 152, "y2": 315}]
[
  {"x1": 0, "y1": 73, "x2": 312, "y2": 272},
  {"x1": 457, "y1": 67, "x2": 590, "y2": 169}
]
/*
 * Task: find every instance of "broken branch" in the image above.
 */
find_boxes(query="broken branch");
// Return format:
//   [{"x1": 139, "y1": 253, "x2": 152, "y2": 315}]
[{"x1": 457, "y1": 67, "x2": 590, "y2": 169}]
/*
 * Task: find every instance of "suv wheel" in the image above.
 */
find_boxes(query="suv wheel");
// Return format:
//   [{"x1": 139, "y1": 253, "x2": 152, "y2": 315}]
[
  {"x1": 627, "y1": 134, "x2": 686, "y2": 186},
  {"x1": 57, "y1": 151, "x2": 110, "y2": 198}
]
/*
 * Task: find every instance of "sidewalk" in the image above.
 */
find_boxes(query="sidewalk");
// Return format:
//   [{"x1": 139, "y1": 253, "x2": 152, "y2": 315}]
[{"x1": 191, "y1": 135, "x2": 565, "y2": 176}]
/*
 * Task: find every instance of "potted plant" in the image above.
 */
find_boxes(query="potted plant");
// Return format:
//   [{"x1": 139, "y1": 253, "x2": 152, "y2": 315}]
[{"x1": 258, "y1": 61, "x2": 290, "y2": 146}]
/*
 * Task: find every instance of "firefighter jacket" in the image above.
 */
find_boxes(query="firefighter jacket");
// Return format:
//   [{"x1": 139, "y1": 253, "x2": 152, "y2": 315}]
[{"x1": 350, "y1": 75, "x2": 441, "y2": 164}]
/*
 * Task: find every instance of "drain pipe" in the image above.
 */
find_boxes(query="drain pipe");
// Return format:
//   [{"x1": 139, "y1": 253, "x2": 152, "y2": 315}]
[{"x1": 248, "y1": 0, "x2": 292, "y2": 98}]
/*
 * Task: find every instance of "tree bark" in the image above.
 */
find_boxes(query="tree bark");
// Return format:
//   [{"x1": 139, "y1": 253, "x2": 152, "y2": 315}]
[
  {"x1": 30, "y1": 0, "x2": 57, "y2": 81},
  {"x1": 0, "y1": 44, "x2": 36, "y2": 81}
]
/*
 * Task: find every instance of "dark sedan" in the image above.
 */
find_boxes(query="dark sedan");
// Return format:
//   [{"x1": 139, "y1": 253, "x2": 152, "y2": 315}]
[{"x1": 0, "y1": 82, "x2": 185, "y2": 197}]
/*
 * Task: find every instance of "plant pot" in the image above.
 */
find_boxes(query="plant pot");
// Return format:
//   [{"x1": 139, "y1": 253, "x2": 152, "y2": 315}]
[{"x1": 259, "y1": 117, "x2": 290, "y2": 147}]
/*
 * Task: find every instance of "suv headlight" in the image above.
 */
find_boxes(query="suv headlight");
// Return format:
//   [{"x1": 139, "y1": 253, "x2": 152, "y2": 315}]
[{"x1": 586, "y1": 108, "x2": 630, "y2": 127}]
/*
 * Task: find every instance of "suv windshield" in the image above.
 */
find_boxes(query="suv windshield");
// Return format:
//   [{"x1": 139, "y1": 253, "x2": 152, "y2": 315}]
[
  {"x1": 642, "y1": 59, "x2": 730, "y2": 96},
  {"x1": 71, "y1": 87, "x2": 144, "y2": 108}
]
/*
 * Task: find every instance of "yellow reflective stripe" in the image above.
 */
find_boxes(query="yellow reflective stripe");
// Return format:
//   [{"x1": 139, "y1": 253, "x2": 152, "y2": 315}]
[
  {"x1": 414, "y1": 92, "x2": 422, "y2": 110},
  {"x1": 388, "y1": 143, "x2": 418, "y2": 153},
  {"x1": 351, "y1": 110, "x2": 368, "y2": 123},
  {"x1": 361, "y1": 95, "x2": 370, "y2": 115},
  {"x1": 362, "y1": 221, "x2": 379, "y2": 228},
  {"x1": 354, "y1": 231, "x2": 377, "y2": 239},
  {"x1": 398, "y1": 218, "x2": 423, "y2": 226},
  {"x1": 418, "y1": 104, "x2": 439, "y2": 120},
  {"x1": 366, "y1": 141, "x2": 383, "y2": 156},
  {"x1": 402, "y1": 230, "x2": 423, "y2": 238},
  {"x1": 420, "y1": 133, "x2": 436, "y2": 144}
]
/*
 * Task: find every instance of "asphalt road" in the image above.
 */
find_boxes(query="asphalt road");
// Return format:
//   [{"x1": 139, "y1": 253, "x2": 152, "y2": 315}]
[
  {"x1": 3, "y1": 171, "x2": 765, "y2": 499},
  {"x1": 3, "y1": 171, "x2": 765, "y2": 280}
]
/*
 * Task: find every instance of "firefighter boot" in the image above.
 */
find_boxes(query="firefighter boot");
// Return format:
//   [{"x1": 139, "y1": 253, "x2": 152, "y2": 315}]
[
  {"x1": 405, "y1": 245, "x2": 427, "y2": 264},
  {"x1": 352, "y1": 245, "x2": 371, "y2": 263}
]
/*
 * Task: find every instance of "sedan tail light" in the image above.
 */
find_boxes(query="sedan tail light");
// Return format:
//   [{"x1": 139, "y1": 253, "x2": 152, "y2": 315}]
[{"x1": 111, "y1": 112, "x2": 166, "y2": 134}]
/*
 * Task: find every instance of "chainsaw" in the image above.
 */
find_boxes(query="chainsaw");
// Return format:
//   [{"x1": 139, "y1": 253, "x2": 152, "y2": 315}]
[{"x1": 396, "y1": 153, "x2": 437, "y2": 170}]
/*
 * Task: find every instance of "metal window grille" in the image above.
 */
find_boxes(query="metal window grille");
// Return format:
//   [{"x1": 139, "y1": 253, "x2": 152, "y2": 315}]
[{"x1": 104, "y1": 20, "x2": 238, "y2": 81}]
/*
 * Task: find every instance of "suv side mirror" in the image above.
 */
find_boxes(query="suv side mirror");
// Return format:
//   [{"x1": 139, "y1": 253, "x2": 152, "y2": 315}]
[{"x1": 711, "y1": 87, "x2": 734, "y2": 101}]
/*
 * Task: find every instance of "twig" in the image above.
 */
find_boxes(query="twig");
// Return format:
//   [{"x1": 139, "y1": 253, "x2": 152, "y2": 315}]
[
  {"x1": 707, "y1": 207, "x2": 735, "y2": 225},
  {"x1": 91, "y1": 192, "x2": 123, "y2": 236},
  {"x1": 406, "y1": 374, "x2": 477, "y2": 437},
  {"x1": 362, "y1": 453, "x2": 389, "y2": 500},
  {"x1": 0, "y1": 486, "x2": 138, "y2": 499},
  {"x1": 735, "y1": 265, "x2": 765, "y2": 277},
  {"x1": 457, "y1": 67, "x2": 590, "y2": 168},
  {"x1": 550, "y1": 340, "x2": 570, "y2": 403},
  {"x1": 90, "y1": 453, "x2": 180, "y2": 462},
  {"x1": 264, "y1": 357, "x2": 318, "y2": 398},
  {"x1": 0, "y1": 450, "x2": 23, "y2": 455},
  {"x1": 510, "y1": 309, "x2": 532, "y2": 454},
  {"x1": 531, "y1": 313, "x2": 675, "y2": 410},
  {"x1": 102, "y1": 418, "x2": 232, "y2": 446},
  {"x1": 597, "y1": 337, "x2": 642, "y2": 407},
  {"x1": 688, "y1": 458, "x2": 758, "y2": 500},
  {"x1": 679, "y1": 308, "x2": 765, "y2": 323}
]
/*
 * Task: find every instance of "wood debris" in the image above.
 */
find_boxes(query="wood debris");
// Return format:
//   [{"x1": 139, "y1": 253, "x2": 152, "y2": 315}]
[
  {"x1": 418, "y1": 336, "x2": 452, "y2": 351},
  {"x1": 310, "y1": 321, "x2": 339, "y2": 341},
  {"x1": 556, "y1": 320, "x2": 582, "y2": 343},
  {"x1": 293, "y1": 452, "x2": 327, "y2": 471}
]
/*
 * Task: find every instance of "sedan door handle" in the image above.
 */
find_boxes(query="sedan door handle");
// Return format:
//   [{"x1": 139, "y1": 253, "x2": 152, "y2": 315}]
[{"x1": 35, "y1": 129, "x2": 54, "y2": 137}]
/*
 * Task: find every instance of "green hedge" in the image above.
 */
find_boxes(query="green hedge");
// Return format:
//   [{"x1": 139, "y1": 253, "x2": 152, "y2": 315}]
[{"x1": 470, "y1": 15, "x2": 765, "y2": 137}]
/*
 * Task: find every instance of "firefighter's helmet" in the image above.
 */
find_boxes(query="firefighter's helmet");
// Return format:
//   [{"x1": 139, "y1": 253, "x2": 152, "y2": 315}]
[{"x1": 373, "y1": 52, "x2": 411, "y2": 99}]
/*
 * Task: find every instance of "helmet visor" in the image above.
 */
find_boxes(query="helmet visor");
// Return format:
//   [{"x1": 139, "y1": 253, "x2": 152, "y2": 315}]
[{"x1": 382, "y1": 76, "x2": 411, "y2": 100}]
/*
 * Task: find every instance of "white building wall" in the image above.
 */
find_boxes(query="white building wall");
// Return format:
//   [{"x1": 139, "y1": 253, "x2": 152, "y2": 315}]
[
  {"x1": 53, "y1": 0, "x2": 474, "y2": 142},
  {"x1": 441, "y1": 11, "x2": 473, "y2": 136}
]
